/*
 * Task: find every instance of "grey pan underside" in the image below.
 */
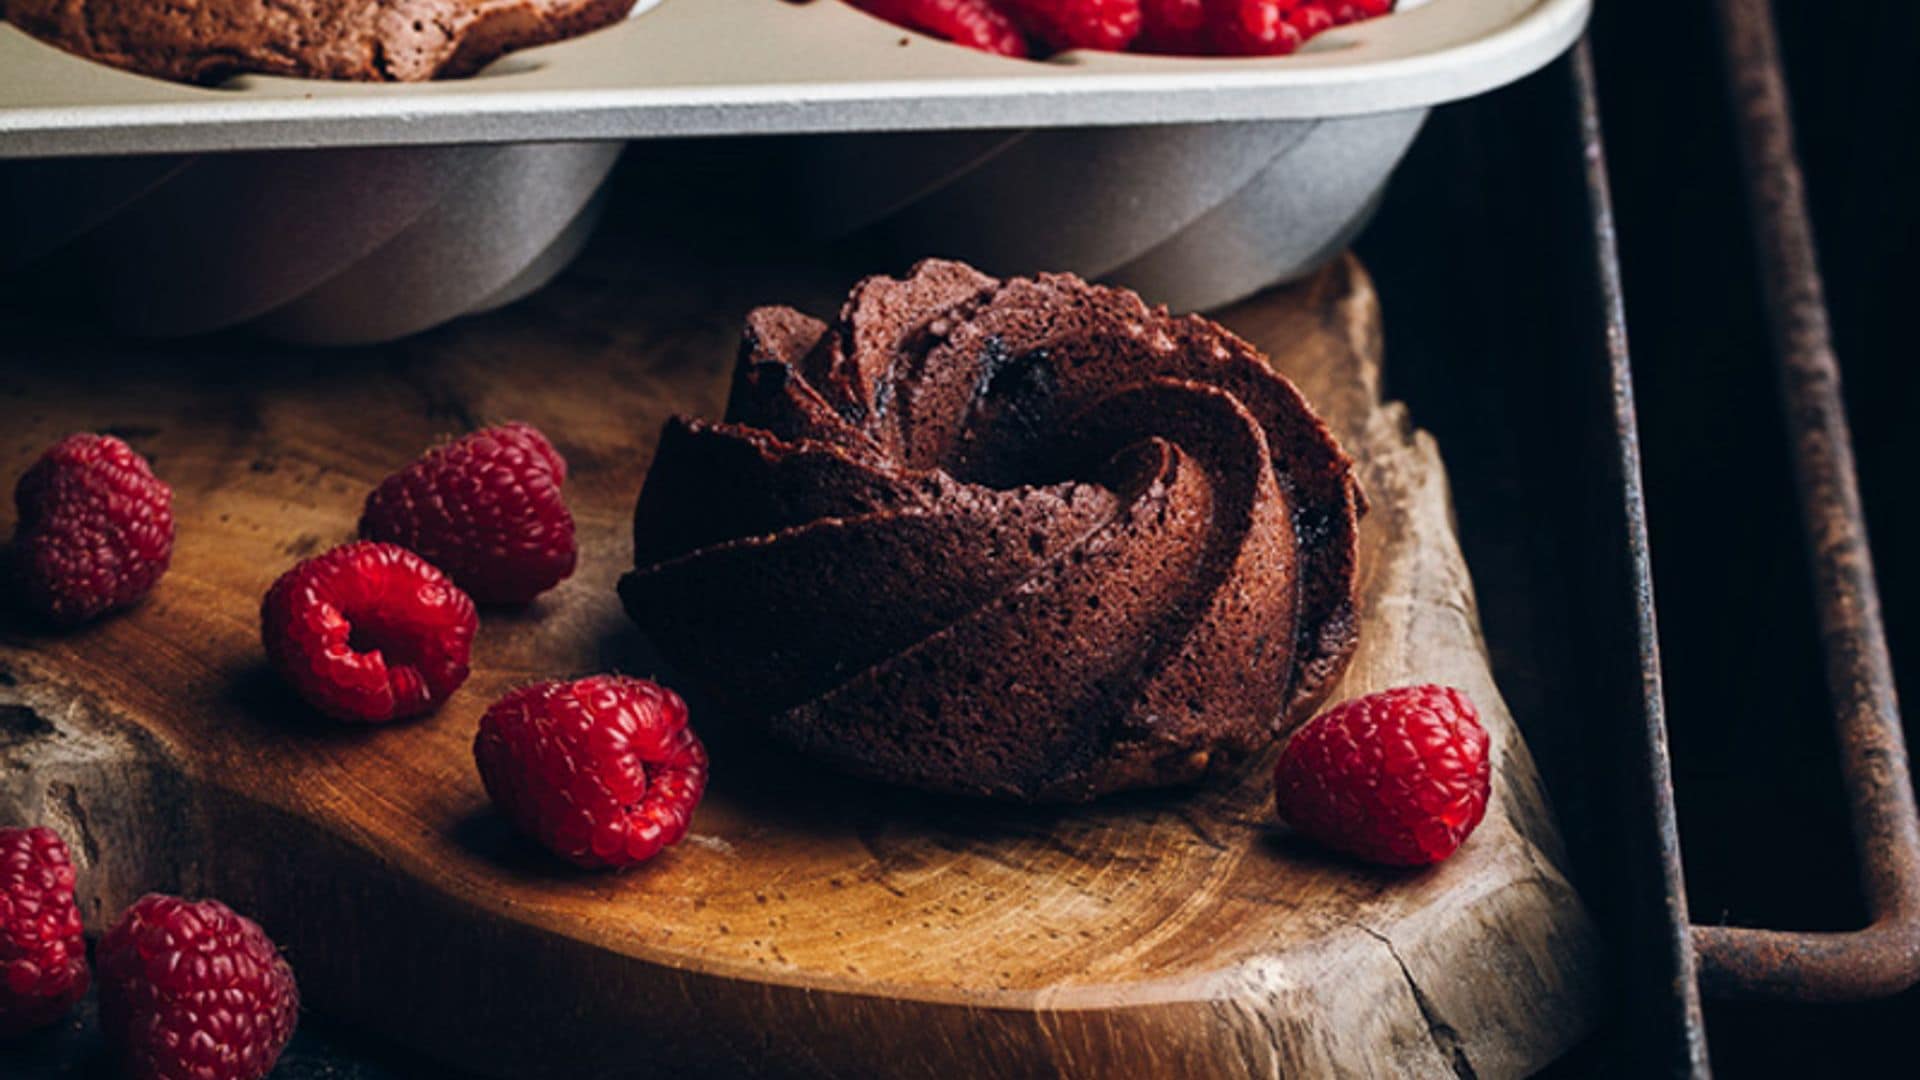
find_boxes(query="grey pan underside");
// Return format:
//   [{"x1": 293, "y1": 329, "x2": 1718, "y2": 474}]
[
  {"x1": 0, "y1": 142, "x2": 622, "y2": 345},
  {"x1": 0, "y1": 0, "x2": 1585, "y2": 341},
  {"x1": 812, "y1": 111, "x2": 1428, "y2": 312}
]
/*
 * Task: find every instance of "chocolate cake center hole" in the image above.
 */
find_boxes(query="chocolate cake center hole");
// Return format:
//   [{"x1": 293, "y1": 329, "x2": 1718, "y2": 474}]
[{"x1": 955, "y1": 345, "x2": 1067, "y2": 488}]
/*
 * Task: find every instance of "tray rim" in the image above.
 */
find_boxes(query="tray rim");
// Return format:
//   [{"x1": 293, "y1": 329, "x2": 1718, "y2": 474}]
[{"x1": 0, "y1": 0, "x2": 1589, "y2": 160}]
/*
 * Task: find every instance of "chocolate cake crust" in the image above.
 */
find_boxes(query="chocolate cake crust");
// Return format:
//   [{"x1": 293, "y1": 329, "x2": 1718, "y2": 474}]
[
  {"x1": 4, "y1": 0, "x2": 633, "y2": 83},
  {"x1": 621, "y1": 260, "x2": 1365, "y2": 802}
]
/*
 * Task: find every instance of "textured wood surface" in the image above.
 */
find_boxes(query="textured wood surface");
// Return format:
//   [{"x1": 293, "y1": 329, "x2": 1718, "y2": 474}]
[{"x1": 0, "y1": 249, "x2": 1600, "y2": 1078}]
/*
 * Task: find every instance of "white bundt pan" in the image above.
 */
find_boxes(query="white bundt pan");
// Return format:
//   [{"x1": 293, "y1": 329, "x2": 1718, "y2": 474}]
[
  {"x1": 0, "y1": 0, "x2": 1587, "y2": 341},
  {"x1": 0, "y1": 1, "x2": 661, "y2": 346},
  {"x1": 0, "y1": 142, "x2": 620, "y2": 345}
]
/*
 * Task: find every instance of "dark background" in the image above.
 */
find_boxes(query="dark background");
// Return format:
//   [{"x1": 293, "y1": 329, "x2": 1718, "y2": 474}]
[
  {"x1": 1367, "y1": 0, "x2": 1920, "y2": 1072},
  {"x1": 8, "y1": 0, "x2": 1920, "y2": 1074},
  {"x1": 1583, "y1": 0, "x2": 1918, "y2": 1071}
]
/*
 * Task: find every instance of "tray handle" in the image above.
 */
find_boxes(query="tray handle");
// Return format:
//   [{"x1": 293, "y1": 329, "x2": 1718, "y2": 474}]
[{"x1": 1689, "y1": 0, "x2": 1920, "y2": 1003}]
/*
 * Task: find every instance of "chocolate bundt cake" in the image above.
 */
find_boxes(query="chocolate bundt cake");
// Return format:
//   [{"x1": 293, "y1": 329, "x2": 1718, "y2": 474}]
[
  {"x1": 620, "y1": 260, "x2": 1365, "y2": 802},
  {"x1": 4, "y1": 0, "x2": 632, "y2": 83}
]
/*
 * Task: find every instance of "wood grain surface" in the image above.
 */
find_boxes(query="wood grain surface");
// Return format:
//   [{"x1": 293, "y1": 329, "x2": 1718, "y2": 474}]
[{"x1": 0, "y1": 248, "x2": 1601, "y2": 1078}]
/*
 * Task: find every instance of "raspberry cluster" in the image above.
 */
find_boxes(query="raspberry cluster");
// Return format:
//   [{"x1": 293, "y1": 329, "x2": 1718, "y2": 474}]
[
  {"x1": 251, "y1": 424, "x2": 707, "y2": 868},
  {"x1": 848, "y1": 0, "x2": 1394, "y2": 57},
  {"x1": 8, "y1": 422, "x2": 707, "y2": 871},
  {"x1": 1, "y1": 827, "x2": 299, "y2": 1080}
]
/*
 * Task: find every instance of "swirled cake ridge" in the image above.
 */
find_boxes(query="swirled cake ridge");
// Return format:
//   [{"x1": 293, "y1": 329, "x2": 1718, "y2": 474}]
[{"x1": 620, "y1": 259, "x2": 1364, "y2": 802}]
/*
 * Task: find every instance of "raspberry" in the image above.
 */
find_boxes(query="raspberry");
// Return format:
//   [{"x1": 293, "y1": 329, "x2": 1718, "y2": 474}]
[
  {"x1": 848, "y1": 0, "x2": 1030, "y2": 56},
  {"x1": 1274, "y1": 685, "x2": 1491, "y2": 867},
  {"x1": 475, "y1": 676, "x2": 709, "y2": 870},
  {"x1": 359, "y1": 422, "x2": 577, "y2": 606},
  {"x1": 1285, "y1": 1, "x2": 1335, "y2": 37},
  {"x1": 11, "y1": 433, "x2": 173, "y2": 626},
  {"x1": 1326, "y1": 1, "x2": 1363, "y2": 23},
  {"x1": 261, "y1": 541, "x2": 477, "y2": 724},
  {"x1": 1207, "y1": 0, "x2": 1305, "y2": 54},
  {"x1": 1138, "y1": 0, "x2": 1209, "y2": 52},
  {"x1": 98, "y1": 894, "x2": 298, "y2": 1080},
  {"x1": 0, "y1": 827, "x2": 89, "y2": 1036},
  {"x1": 1000, "y1": 0, "x2": 1143, "y2": 52}
]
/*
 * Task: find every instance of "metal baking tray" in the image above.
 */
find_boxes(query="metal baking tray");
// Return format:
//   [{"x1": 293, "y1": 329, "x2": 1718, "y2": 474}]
[
  {"x1": 1676, "y1": 0, "x2": 1920, "y2": 1014},
  {"x1": 0, "y1": 0, "x2": 1588, "y2": 158},
  {"x1": 1490, "y1": 3, "x2": 1918, "y2": 1072},
  {"x1": 0, "y1": 0, "x2": 1589, "y2": 343}
]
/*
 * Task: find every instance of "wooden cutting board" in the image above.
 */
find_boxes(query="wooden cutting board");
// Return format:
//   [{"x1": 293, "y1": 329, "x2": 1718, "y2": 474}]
[{"x1": 0, "y1": 250, "x2": 1600, "y2": 1078}]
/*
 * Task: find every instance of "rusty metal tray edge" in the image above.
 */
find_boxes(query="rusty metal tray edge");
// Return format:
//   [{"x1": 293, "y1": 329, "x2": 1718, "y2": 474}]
[{"x1": 1570, "y1": 0, "x2": 1920, "y2": 1073}]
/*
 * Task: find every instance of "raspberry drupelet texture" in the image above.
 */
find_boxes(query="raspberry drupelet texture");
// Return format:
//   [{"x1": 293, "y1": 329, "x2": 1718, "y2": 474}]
[
  {"x1": 359, "y1": 422, "x2": 577, "y2": 606},
  {"x1": 1285, "y1": 1, "x2": 1335, "y2": 37},
  {"x1": 0, "y1": 826, "x2": 89, "y2": 1036},
  {"x1": 98, "y1": 894, "x2": 298, "y2": 1080},
  {"x1": 1206, "y1": 0, "x2": 1306, "y2": 55},
  {"x1": 261, "y1": 541, "x2": 478, "y2": 724},
  {"x1": 1001, "y1": 0, "x2": 1142, "y2": 52},
  {"x1": 846, "y1": 0, "x2": 1392, "y2": 55},
  {"x1": 849, "y1": 0, "x2": 1030, "y2": 56},
  {"x1": 11, "y1": 433, "x2": 174, "y2": 626},
  {"x1": 475, "y1": 676, "x2": 709, "y2": 870},
  {"x1": 1274, "y1": 684, "x2": 1492, "y2": 866},
  {"x1": 1138, "y1": 0, "x2": 1209, "y2": 52}
]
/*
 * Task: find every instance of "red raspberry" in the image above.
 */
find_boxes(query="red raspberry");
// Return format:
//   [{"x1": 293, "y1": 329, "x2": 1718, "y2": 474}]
[
  {"x1": 1000, "y1": 0, "x2": 1143, "y2": 52},
  {"x1": 359, "y1": 422, "x2": 577, "y2": 606},
  {"x1": 1207, "y1": 0, "x2": 1305, "y2": 55},
  {"x1": 848, "y1": 0, "x2": 1031, "y2": 56},
  {"x1": 261, "y1": 541, "x2": 477, "y2": 724},
  {"x1": 11, "y1": 433, "x2": 173, "y2": 626},
  {"x1": 0, "y1": 827, "x2": 89, "y2": 1036},
  {"x1": 1138, "y1": 0, "x2": 1210, "y2": 52},
  {"x1": 475, "y1": 676, "x2": 709, "y2": 870},
  {"x1": 1274, "y1": 685, "x2": 1491, "y2": 867},
  {"x1": 98, "y1": 894, "x2": 298, "y2": 1080},
  {"x1": 1326, "y1": 1, "x2": 1363, "y2": 23},
  {"x1": 1285, "y1": 0, "x2": 1335, "y2": 38}
]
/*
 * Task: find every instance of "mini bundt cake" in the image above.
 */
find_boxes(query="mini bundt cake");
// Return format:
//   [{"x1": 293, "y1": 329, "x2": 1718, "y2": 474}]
[
  {"x1": 3, "y1": 0, "x2": 633, "y2": 83},
  {"x1": 620, "y1": 260, "x2": 1365, "y2": 802}
]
